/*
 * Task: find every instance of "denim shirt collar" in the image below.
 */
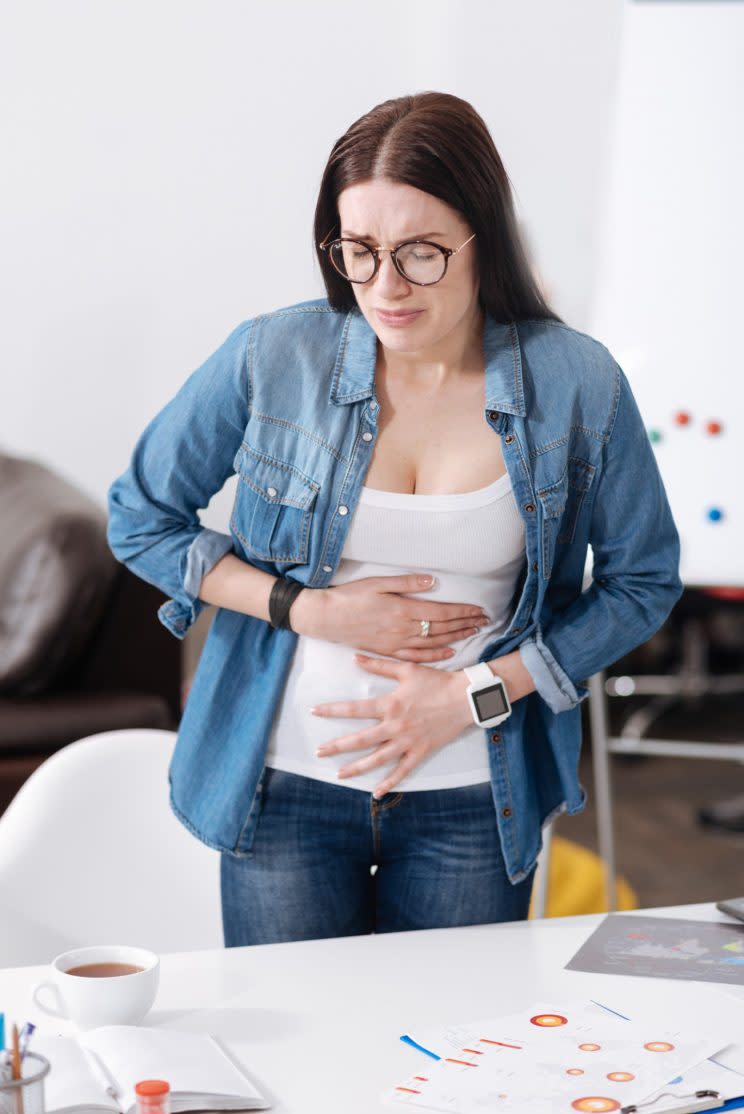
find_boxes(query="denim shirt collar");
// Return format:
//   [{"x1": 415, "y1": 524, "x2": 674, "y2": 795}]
[{"x1": 329, "y1": 306, "x2": 526, "y2": 417}]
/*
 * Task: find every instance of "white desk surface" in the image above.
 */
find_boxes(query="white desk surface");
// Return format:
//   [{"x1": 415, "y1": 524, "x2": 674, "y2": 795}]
[{"x1": 1, "y1": 903, "x2": 742, "y2": 1113}]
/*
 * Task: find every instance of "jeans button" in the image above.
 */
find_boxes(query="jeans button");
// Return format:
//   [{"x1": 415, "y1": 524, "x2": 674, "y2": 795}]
[
  {"x1": 491, "y1": 731, "x2": 501, "y2": 743},
  {"x1": 502, "y1": 807, "x2": 512, "y2": 818}
]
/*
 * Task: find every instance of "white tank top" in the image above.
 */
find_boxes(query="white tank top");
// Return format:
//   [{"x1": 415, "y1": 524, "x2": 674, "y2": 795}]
[{"x1": 264, "y1": 472, "x2": 526, "y2": 791}]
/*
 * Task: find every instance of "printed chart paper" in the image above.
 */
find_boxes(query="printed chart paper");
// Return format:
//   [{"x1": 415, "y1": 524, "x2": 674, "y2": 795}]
[
  {"x1": 565, "y1": 914, "x2": 744, "y2": 985},
  {"x1": 384, "y1": 998, "x2": 735, "y2": 1114}
]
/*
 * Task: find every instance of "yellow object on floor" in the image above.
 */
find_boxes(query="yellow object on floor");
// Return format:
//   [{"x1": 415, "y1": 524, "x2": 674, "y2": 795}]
[{"x1": 530, "y1": 835, "x2": 638, "y2": 918}]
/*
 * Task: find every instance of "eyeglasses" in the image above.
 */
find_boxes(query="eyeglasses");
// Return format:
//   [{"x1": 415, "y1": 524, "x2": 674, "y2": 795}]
[{"x1": 318, "y1": 230, "x2": 476, "y2": 286}]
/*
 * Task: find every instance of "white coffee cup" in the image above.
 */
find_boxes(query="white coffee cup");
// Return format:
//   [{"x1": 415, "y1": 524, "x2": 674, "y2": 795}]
[{"x1": 32, "y1": 944, "x2": 159, "y2": 1029}]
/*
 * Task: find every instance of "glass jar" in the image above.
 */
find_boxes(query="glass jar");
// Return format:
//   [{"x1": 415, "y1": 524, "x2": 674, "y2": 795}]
[{"x1": 134, "y1": 1079, "x2": 170, "y2": 1114}]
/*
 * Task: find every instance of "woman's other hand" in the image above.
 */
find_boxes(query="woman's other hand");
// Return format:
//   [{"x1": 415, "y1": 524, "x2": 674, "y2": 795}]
[{"x1": 290, "y1": 575, "x2": 489, "y2": 662}]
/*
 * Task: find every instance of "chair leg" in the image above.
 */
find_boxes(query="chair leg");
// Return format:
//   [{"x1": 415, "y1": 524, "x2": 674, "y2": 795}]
[
  {"x1": 698, "y1": 792, "x2": 744, "y2": 833},
  {"x1": 589, "y1": 671, "x2": 618, "y2": 911},
  {"x1": 532, "y1": 819, "x2": 554, "y2": 919}
]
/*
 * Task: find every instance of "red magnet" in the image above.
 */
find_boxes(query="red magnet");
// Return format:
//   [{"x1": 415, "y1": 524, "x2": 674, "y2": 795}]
[
  {"x1": 705, "y1": 420, "x2": 723, "y2": 435},
  {"x1": 674, "y1": 411, "x2": 692, "y2": 426}
]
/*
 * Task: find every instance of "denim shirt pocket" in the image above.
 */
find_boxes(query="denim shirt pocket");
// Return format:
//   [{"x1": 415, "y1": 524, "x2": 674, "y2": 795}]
[
  {"x1": 537, "y1": 457, "x2": 595, "y2": 578},
  {"x1": 231, "y1": 443, "x2": 319, "y2": 565}
]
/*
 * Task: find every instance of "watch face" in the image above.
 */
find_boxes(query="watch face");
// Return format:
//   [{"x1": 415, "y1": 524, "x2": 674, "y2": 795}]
[{"x1": 472, "y1": 682, "x2": 509, "y2": 722}]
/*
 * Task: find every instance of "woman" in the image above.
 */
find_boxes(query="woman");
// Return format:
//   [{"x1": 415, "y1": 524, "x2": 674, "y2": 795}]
[{"x1": 107, "y1": 91, "x2": 682, "y2": 945}]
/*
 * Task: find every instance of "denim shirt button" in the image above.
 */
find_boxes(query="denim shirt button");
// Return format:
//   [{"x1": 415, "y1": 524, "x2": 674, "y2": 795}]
[
  {"x1": 338, "y1": 505, "x2": 349, "y2": 516},
  {"x1": 502, "y1": 807, "x2": 513, "y2": 818},
  {"x1": 362, "y1": 432, "x2": 373, "y2": 442},
  {"x1": 490, "y1": 731, "x2": 501, "y2": 743},
  {"x1": 488, "y1": 410, "x2": 499, "y2": 421},
  {"x1": 524, "y1": 503, "x2": 536, "y2": 513},
  {"x1": 504, "y1": 434, "x2": 514, "y2": 444},
  {"x1": 322, "y1": 564, "x2": 333, "y2": 573},
  {"x1": 267, "y1": 486, "x2": 278, "y2": 498},
  {"x1": 511, "y1": 626, "x2": 522, "y2": 635}
]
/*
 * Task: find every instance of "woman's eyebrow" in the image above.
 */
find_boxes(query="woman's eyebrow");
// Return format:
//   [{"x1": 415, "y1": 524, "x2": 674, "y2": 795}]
[{"x1": 340, "y1": 230, "x2": 447, "y2": 241}]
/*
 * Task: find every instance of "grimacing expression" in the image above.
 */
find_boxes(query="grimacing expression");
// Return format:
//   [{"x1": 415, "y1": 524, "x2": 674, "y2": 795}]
[{"x1": 336, "y1": 179, "x2": 480, "y2": 355}]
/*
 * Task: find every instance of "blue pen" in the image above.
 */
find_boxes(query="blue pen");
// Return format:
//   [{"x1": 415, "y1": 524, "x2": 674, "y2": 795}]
[
  {"x1": 18, "y1": 1023, "x2": 35, "y2": 1059},
  {"x1": 400, "y1": 1034, "x2": 441, "y2": 1060},
  {"x1": 0, "y1": 1013, "x2": 8, "y2": 1085}
]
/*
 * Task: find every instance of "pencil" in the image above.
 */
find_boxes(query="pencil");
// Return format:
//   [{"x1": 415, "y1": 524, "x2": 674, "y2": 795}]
[{"x1": 11, "y1": 1025, "x2": 24, "y2": 1114}]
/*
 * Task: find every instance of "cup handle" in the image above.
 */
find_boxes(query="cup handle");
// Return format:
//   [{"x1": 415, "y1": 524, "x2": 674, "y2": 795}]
[{"x1": 32, "y1": 980, "x2": 66, "y2": 1018}]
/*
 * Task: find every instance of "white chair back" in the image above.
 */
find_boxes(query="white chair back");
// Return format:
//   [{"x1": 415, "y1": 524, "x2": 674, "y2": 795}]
[{"x1": 0, "y1": 729, "x2": 222, "y2": 967}]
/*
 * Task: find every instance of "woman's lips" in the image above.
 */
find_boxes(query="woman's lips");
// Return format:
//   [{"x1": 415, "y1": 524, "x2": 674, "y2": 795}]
[{"x1": 376, "y1": 308, "x2": 424, "y2": 327}]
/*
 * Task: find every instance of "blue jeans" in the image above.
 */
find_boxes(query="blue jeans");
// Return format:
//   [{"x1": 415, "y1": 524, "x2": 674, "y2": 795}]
[{"x1": 220, "y1": 767, "x2": 535, "y2": 946}]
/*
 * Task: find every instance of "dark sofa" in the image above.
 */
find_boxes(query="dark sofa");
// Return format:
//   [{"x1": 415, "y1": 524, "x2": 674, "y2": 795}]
[{"x1": 0, "y1": 452, "x2": 181, "y2": 811}]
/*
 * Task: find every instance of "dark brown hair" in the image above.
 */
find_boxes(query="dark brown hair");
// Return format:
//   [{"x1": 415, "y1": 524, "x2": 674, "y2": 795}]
[{"x1": 313, "y1": 91, "x2": 562, "y2": 324}]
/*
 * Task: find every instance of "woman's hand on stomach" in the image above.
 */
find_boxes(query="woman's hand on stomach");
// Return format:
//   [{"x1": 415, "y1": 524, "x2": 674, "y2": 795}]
[
  {"x1": 311, "y1": 654, "x2": 474, "y2": 796},
  {"x1": 290, "y1": 574, "x2": 489, "y2": 662}
]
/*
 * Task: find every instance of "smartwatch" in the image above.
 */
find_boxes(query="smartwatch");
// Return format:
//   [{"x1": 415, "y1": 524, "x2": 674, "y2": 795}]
[{"x1": 464, "y1": 663, "x2": 512, "y2": 729}]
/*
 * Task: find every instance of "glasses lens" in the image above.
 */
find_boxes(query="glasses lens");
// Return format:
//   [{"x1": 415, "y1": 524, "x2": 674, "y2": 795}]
[
  {"x1": 330, "y1": 241, "x2": 376, "y2": 282},
  {"x1": 396, "y1": 242, "x2": 447, "y2": 284}
]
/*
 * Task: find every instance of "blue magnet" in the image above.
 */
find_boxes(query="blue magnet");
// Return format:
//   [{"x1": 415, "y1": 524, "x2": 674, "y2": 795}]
[{"x1": 707, "y1": 507, "x2": 724, "y2": 523}]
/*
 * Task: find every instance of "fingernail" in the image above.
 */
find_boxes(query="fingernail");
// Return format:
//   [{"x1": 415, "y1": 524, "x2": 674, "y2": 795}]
[{"x1": 418, "y1": 575, "x2": 433, "y2": 586}]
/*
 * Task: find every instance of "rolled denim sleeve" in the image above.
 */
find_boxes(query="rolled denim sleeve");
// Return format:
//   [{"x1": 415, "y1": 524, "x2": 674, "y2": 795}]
[
  {"x1": 520, "y1": 365, "x2": 683, "y2": 713},
  {"x1": 107, "y1": 319, "x2": 253, "y2": 638},
  {"x1": 519, "y1": 630, "x2": 586, "y2": 713}
]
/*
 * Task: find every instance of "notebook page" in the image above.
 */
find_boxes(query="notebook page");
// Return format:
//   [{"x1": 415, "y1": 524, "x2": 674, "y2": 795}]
[
  {"x1": 80, "y1": 1026, "x2": 268, "y2": 1112},
  {"x1": 33, "y1": 1034, "x2": 119, "y2": 1114}
]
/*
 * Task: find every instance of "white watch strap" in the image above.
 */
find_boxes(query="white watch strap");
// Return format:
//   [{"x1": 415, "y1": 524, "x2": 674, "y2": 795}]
[{"x1": 464, "y1": 663, "x2": 497, "y2": 688}]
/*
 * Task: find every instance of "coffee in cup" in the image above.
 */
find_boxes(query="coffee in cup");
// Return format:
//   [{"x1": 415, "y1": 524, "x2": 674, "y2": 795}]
[{"x1": 32, "y1": 945, "x2": 159, "y2": 1029}]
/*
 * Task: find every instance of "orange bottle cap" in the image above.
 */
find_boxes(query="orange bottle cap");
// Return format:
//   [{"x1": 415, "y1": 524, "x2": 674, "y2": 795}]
[{"x1": 135, "y1": 1080, "x2": 170, "y2": 1096}]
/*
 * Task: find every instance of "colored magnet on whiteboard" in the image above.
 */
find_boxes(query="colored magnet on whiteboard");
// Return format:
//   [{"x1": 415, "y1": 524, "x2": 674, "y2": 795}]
[
  {"x1": 674, "y1": 411, "x2": 692, "y2": 426},
  {"x1": 707, "y1": 508, "x2": 724, "y2": 523},
  {"x1": 648, "y1": 428, "x2": 662, "y2": 444},
  {"x1": 705, "y1": 420, "x2": 723, "y2": 435}
]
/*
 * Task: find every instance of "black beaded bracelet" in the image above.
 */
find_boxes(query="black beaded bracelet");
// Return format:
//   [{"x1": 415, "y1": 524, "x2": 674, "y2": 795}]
[{"x1": 268, "y1": 577, "x2": 305, "y2": 631}]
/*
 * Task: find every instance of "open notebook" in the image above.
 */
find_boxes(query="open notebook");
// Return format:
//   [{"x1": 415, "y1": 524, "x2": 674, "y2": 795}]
[{"x1": 33, "y1": 1027, "x2": 270, "y2": 1113}]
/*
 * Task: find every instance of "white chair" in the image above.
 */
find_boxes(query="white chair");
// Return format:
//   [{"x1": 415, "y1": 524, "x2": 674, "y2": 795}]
[{"x1": 0, "y1": 729, "x2": 222, "y2": 967}]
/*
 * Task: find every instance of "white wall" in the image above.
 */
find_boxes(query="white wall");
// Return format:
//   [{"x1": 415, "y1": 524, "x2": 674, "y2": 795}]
[
  {"x1": 1, "y1": 0, "x2": 623, "y2": 511},
  {"x1": 591, "y1": 1, "x2": 744, "y2": 587}
]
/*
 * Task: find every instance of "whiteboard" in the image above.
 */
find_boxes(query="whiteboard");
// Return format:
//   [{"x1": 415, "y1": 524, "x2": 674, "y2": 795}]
[{"x1": 591, "y1": 0, "x2": 744, "y2": 587}]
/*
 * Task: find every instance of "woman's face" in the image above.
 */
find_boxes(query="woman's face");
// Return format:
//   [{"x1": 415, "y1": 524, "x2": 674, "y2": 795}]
[{"x1": 335, "y1": 179, "x2": 480, "y2": 355}]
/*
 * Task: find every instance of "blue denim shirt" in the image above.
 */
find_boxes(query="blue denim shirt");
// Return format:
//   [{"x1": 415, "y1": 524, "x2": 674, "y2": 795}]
[{"x1": 107, "y1": 296, "x2": 682, "y2": 882}]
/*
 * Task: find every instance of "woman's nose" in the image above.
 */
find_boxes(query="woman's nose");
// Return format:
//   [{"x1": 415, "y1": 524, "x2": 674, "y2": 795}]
[{"x1": 374, "y1": 251, "x2": 409, "y2": 293}]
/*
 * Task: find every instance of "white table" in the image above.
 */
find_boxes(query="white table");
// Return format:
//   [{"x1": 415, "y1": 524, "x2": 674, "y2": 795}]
[{"x1": 1, "y1": 903, "x2": 742, "y2": 1113}]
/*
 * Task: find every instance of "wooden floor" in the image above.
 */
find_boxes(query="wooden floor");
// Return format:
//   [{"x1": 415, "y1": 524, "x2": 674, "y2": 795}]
[{"x1": 555, "y1": 691, "x2": 744, "y2": 909}]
